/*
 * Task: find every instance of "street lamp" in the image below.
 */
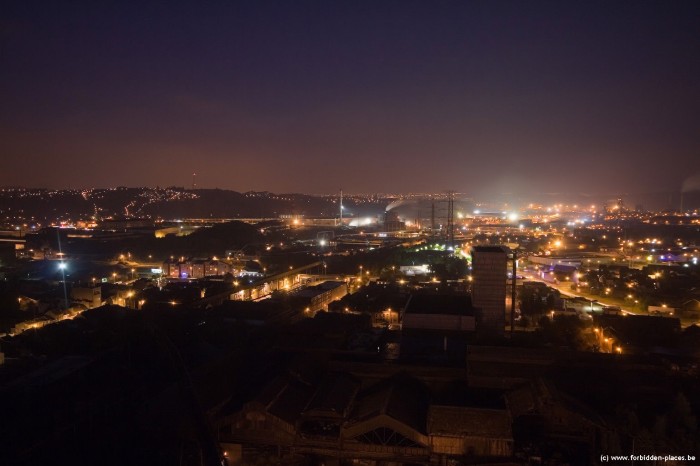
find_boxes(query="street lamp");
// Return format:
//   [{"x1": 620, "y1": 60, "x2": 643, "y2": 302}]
[{"x1": 595, "y1": 327, "x2": 617, "y2": 353}]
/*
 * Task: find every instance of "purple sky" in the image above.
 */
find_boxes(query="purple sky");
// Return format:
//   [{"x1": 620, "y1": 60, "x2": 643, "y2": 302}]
[{"x1": 1, "y1": 1, "x2": 699, "y2": 198}]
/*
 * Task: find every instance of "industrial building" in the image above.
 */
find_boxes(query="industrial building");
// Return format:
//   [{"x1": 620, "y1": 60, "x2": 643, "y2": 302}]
[
  {"x1": 471, "y1": 246, "x2": 509, "y2": 335},
  {"x1": 402, "y1": 293, "x2": 476, "y2": 332},
  {"x1": 290, "y1": 280, "x2": 349, "y2": 314},
  {"x1": 217, "y1": 371, "x2": 514, "y2": 465},
  {"x1": 161, "y1": 258, "x2": 233, "y2": 279}
]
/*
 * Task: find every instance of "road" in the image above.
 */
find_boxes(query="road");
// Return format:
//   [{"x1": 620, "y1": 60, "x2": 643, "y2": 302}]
[
  {"x1": 521, "y1": 268, "x2": 700, "y2": 328},
  {"x1": 520, "y1": 269, "x2": 638, "y2": 316}
]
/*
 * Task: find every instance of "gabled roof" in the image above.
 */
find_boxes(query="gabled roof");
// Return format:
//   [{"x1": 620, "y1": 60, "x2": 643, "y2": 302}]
[
  {"x1": 302, "y1": 372, "x2": 360, "y2": 418},
  {"x1": 349, "y1": 373, "x2": 430, "y2": 434},
  {"x1": 267, "y1": 379, "x2": 316, "y2": 424},
  {"x1": 428, "y1": 405, "x2": 512, "y2": 439},
  {"x1": 506, "y1": 378, "x2": 606, "y2": 427}
]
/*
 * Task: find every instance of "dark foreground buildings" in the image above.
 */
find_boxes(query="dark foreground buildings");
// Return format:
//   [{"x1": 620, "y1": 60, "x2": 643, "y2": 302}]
[
  {"x1": 218, "y1": 370, "x2": 515, "y2": 464},
  {"x1": 1, "y1": 252, "x2": 699, "y2": 465}
]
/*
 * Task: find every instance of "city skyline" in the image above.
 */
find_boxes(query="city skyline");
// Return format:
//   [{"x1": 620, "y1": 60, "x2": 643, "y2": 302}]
[
  {"x1": 2, "y1": 3, "x2": 700, "y2": 463},
  {"x1": 2, "y1": 1, "x2": 699, "y2": 195}
]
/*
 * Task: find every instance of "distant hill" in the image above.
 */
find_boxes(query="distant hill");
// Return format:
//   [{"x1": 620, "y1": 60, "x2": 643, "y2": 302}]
[{"x1": 0, "y1": 187, "x2": 387, "y2": 224}]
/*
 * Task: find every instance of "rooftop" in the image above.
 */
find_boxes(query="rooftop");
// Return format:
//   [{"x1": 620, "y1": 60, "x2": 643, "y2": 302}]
[
  {"x1": 428, "y1": 405, "x2": 512, "y2": 438},
  {"x1": 472, "y1": 245, "x2": 509, "y2": 254},
  {"x1": 404, "y1": 293, "x2": 475, "y2": 316},
  {"x1": 350, "y1": 373, "x2": 430, "y2": 434},
  {"x1": 303, "y1": 372, "x2": 360, "y2": 418}
]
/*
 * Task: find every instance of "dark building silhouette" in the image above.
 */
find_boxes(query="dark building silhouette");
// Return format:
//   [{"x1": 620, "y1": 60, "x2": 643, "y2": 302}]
[{"x1": 471, "y1": 246, "x2": 508, "y2": 335}]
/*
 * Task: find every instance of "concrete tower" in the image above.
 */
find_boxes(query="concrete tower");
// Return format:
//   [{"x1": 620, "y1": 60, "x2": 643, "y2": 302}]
[{"x1": 471, "y1": 245, "x2": 508, "y2": 335}]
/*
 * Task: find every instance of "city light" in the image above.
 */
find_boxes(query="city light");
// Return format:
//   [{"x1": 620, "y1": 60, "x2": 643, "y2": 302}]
[{"x1": 2, "y1": 4, "x2": 699, "y2": 459}]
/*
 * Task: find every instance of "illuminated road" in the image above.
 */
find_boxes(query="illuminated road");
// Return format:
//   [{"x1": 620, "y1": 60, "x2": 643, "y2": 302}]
[
  {"x1": 520, "y1": 270, "x2": 638, "y2": 316},
  {"x1": 522, "y1": 272, "x2": 699, "y2": 327}
]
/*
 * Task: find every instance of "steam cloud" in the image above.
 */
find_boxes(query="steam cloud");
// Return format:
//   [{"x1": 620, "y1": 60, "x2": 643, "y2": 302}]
[
  {"x1": 682, "y1": 173, "x2": 700, "y2": 193},
  {"x1": 386, "y1": 200, "x2": 409, "y2": 211}
]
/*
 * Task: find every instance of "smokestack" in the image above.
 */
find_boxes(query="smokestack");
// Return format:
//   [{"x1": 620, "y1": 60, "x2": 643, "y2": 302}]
[{"x1": 339, "y1": 189, "x2": 343, "y2": 223}]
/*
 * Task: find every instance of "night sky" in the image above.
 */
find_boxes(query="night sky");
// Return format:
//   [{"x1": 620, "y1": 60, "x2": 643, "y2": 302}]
[{"x1": 1, "y1": 1, "x2": 699, "y2": 198}]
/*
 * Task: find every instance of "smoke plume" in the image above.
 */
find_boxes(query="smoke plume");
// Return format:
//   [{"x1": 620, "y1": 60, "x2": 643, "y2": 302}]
[
  {"x1": 682, "y1": 173, "x2": 700, "y2": 193},
  {"x1": 386, "y1": 200, "x2": 409, "y2": 211}
]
